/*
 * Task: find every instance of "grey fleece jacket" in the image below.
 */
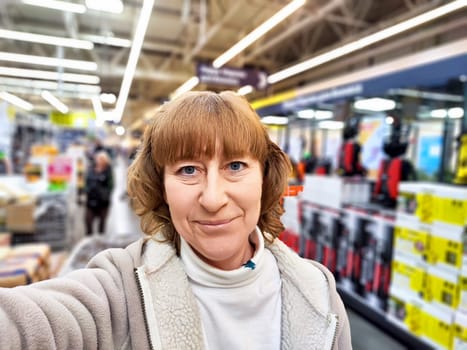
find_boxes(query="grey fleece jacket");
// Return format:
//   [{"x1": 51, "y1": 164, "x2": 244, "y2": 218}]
[{"x1": 0, "y1": 236, "x2": 352, "y2": 350}]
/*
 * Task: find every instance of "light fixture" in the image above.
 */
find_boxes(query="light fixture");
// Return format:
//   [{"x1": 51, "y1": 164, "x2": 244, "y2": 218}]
[
  {"x1": 115, "y1": 126, "x2": 125, "y2": 136},
  {"x1": 21, "y1": 0, "x2": 86, "y2": 13},
  {"x1": 314, "y1": 110, "x2": 333, "y2": 119},
  {"x1": 430, "y1": 109, "x2": 448, "y2": 118},
  {"x1": 0, "y1": 67, "x2": 100, "y2": 84},
  {"x1": 86, "y1": 0, "x2": 124, "y2": 14},
  {"x1": 318, "y1": 121, "x2": 344, "y2": 129},
  {"x1": 81, "y1": 34, "x2": 131, "y2": 48},
  {"x1": 297, "y1": 109, "x2": 333, "y2": 120},
  {"x1": 171, "y1": 77, "x2": 200, "y2": 100},
  {"x1": 448, "y1": 107, "x2": 464, "y2": 119},
  {"x1": 113, "y1": 0, "x2": 154, "y2": 123},
  {"x1": 0, "y1": 77, "x2": 101, "y2": 94},
  {"x1": 297, "y1": 109, "x2": 314, "y2": 119},
  {"x1": 100, "y1": 93, "x2": 117, "y2": 104},
  {"x1": 267, "y1": 0, "x2": 467, "y2": 84},
  {"x1": 0, "y1": 91, "x2": 33, "y2": 111},
  {"x1": 386, "y1": 116, "x2": 394, "y2": 124},
  {"x1": 213, "y1": 0, "x2": 305, "y2": 68},
  {"x1": 0, "y1": 29, "x2": 93, "y2": 50},
  {"x1": 354, "y1": 98, "x2": 396, "y2": 112},
  {"x1": 260, "y1": 116, "x2": 289, "y2": 125},
  {"x1": 91, "y1": 96, "x2": 115, "y2": 125},
  {"x1": 0, "y1": 52, "x2": 97, "y2": 71},
  {"x1": 41, "y1": 90, "x2": 69, "y2": 114},
  {"x1": 238, "y1": 85, "x2": 253, "y2": 96},
  {"x1": 173, "y1": 0, "x2": 305, "y2": 97}
]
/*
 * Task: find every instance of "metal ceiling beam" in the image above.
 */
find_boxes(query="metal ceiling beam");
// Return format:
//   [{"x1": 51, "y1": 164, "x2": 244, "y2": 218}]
[{"x1": 245, "y1": 0, "x2": 344, "y2": 61}]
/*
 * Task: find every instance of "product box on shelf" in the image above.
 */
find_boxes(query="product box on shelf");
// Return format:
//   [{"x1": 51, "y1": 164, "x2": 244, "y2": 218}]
[
  {"x1": 393, "y1": 218, "x2": 431, "y2": 262},
  {"x1": 396, "y1": 182, "x2": 436, "y2": 224},
  {"x1": 420, "y1": 303, "x2": 454, "y2": 350},
  {"x1": 387, "y1": 287, "x2": 426, "y2": 337},
  {"x1": 0, "y1": 256, "x2": 42, "y2": 287},
  {"x1": 367, "y1": 212, "x2": 395, "y2": 310},
  {"x1": 432, "y1": 184, "x2": 467, "y2": 227},
  {"x1": 301, "y1": 175, "x2": 371, "y2": 210},
  {"x1": 429, "y1": 222, "x2": 465, "y2": 273},
  {"x1": 5, "y1": 199, "x2": 36, "y2": 233},
  {"x1": 458, "y1": 267, "x2": 467, "y2": 313},
  {"x1": 453, "y1": 311, "x2": 467, "y2": 350},
  {"x1": 279, "y1": 188, "x2": 302, "y2": 253},
  {"x1": 425, "y1": 265, "x2": 460, "y2": 312},
  {"x1": 300, "y1": 202, "x2": 321, "y2": 261},
  {"x1": 317, "y1": 207, "x2": 341, "y2": 274},
  {"x1": 391, "y1": 252, "x2": 428, "y2": 300}
]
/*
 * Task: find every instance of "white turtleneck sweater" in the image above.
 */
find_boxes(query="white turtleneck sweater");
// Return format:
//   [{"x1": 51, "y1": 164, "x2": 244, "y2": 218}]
[{"x1": 180, "y1": 227, "x2": 282, "y2": 350}]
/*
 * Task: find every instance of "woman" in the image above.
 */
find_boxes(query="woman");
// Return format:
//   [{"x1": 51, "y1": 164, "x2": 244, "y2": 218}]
[
  {"x1": 85, "y1": 150, "x2": 113, "y2": 235},
  {"x1": 0, "y1": 91, "x2": 351, "y2": 349}
]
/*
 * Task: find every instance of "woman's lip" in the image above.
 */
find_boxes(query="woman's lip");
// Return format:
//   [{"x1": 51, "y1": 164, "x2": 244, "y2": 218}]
[{"x1": 196, "y1": 219, "x2": 232, "y2": 226}]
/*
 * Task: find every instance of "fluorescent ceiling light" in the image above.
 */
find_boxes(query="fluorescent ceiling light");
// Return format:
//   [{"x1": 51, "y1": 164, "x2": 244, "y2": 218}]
[
  {"x1": 448, "y1": 107, "x2": 463, "y2": 119},
  {"x1": 115, "y1": 126, "x2": 125, "y2": 136},
  {"x1": 297, "y1": 109, "x2": 314, "y2": 119},
  {"x1": 41, "y1": 90, "x2": 69, "y2": 114},
  {"x1": 0, "y1": 52, "x2": 97, "y2": 71},
  {"x1": 0, "y1": 67, "x2": 100, "y2": 84},
  {"x1": 314, "y1": 110, "x2": 333, "y2": 119},
  {"x1": 318, "y1": 121, "x2": 344, "y2": 129},
  {"x1": 354, "y1": 98, "x2": 396, "y2": 112},
  {"x1": 100, "y1": 93, "x2": 117, "y2": 104},
  {"x1": 213, "y1": 0, "x2": 305, "y2": 68},
  {"x1": 297, "y1": 109, "x2": 333, "y2": 119},
  {"x1": 171, "y1": 76, "x2": 200, "y2": 100},
  {"x1": 0, "y1": 77, "x2": 101, "y2": 94},
  {"x1": 21, "y1": 0, "x2": 86, "y2": 13},
  {"x1": 0, "y1": 91, "x2": 33, "y2": 111},
  {"x1": 261, "y1": 116, "x2": 289, "y2": 125},
  {"x1": 430, "y1": 109, "x2": 448, "y2": 118},
  {"x1": 86, "y1": 0, "x2": 123, "y2": 14},
  {"x1": 91, "y1": 95, "x2": 115, "y2": 125},
  {"x1": 0, "y1": 29, "x2": 93, "y2": 50},
  {"x1": 267, "y1": 0, "x2": 466, "y2": 84},
  {"x1": 113, "y1": 0, "x2": 154, "y2": 123},
  {"x1": 81, "y1": 34, "x2": 131, "y2": 48},
  {"x1": 238, "y1": 85, "x2": 253, "y2": 96}
]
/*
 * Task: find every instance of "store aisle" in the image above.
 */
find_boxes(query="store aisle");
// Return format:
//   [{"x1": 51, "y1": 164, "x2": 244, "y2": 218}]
[
  {"x1": 347, "y1": 308, "x2": 408, "y2": 350},
  {"x1": 105, "y1": 155, "x2": 143, "y2": 237}
]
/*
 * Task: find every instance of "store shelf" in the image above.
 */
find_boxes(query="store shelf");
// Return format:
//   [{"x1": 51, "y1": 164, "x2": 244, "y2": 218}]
[{"x1": 337, "y1": 284, "x2": 434, "y2": 350}]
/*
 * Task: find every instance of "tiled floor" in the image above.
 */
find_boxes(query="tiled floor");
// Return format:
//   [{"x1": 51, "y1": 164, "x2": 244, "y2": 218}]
[{"x1": 102, "y1": 155, "x2": 409, "y2": 350}]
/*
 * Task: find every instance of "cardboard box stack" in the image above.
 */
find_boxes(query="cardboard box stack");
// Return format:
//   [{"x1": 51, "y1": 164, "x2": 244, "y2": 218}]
[
  {"x1": 388, "y1": 182, "x2": 467, "y2": 350},
  {"x1": 0, "y1": 243, "x2": 51, "y2": 288}
]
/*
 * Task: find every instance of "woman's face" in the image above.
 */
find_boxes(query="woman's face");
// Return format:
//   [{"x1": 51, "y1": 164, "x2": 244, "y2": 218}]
[{"x1": 164, "y1": 149, "x2": 263, "y2": 270}]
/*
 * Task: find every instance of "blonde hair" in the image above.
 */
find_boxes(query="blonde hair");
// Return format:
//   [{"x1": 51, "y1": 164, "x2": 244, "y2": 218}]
[{"x1": 127, "y1": 91, "x2": 291, "y2": 250}]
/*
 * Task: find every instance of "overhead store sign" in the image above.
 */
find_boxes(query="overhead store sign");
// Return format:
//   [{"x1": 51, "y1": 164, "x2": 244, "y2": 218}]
[
  {"x1": 50, "y1": 111, "x2": 95, "y2": 128},
  {"x1": 196, "y1": 63, "x2": 268, "y2": 90}
]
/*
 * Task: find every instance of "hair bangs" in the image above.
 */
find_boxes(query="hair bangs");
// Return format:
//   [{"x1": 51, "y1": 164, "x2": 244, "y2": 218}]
[{"x1": 151, "y1": 91, "x2": 268, "y2": 166}]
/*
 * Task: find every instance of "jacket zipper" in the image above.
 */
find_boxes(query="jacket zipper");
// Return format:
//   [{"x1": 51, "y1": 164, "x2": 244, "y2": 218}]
[
  {"x1": 329, "y1": 313, "x2": 339, "y2": 350},
  {"x1": 134, "y1": 268, "x2": 155, "y2": 350}
]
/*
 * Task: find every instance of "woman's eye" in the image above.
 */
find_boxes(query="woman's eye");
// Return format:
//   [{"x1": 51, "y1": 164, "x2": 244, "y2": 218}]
[
  {"x1": 180, "y1": 165, "x2": 196, "y2": 175},
  {"x1": 229, "y1": 161, "x2": 245, "y2": 171}
]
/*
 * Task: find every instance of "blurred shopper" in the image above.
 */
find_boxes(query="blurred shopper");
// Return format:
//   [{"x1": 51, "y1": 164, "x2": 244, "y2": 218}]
[
  {"x1": 0, "y1": 150, "x2": 12, "y2": 174},
  {"x1": 0, "y1": 91, "x2": 351, "y2": 349},
  {"x1": 85, "y1": 150, "x2": 113, "y2": 235}
]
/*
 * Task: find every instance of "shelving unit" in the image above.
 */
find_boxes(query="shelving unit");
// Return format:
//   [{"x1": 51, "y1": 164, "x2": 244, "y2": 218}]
[{"x1": 337, "y1": 285, "x2": 434, "y2": 350}]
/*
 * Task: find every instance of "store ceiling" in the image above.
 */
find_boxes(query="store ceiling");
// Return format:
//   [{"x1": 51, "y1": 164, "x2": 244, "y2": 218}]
[{"x1": 0, "y1": 0, "x2": 465, "y2": 130}]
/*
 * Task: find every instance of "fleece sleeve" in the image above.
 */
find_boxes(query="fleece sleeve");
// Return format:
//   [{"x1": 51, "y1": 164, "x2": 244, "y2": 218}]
[{"x1": 0, "y1": 266, "x2": 129, "y2": 350}]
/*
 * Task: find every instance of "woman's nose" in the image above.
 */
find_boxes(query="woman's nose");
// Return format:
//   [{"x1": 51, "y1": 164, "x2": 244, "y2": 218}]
[{"x1": 198, "y1": 172, "x2": 228, "y2": 212}]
